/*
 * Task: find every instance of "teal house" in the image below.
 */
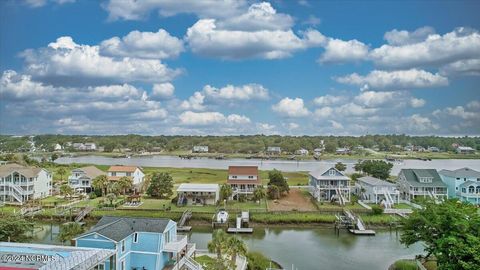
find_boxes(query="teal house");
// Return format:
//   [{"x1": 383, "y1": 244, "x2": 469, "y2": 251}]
[
  {"x1": 439, "y1": 167, "x2": 480, "y2": 205},
  {"x1": 74, "y1": 216, "x2": 201, "y2": 270}
]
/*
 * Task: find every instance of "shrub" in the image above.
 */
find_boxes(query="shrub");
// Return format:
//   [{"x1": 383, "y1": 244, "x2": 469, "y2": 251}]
[{"x1": 371, "y1": 205, "x2": 384, "y2": 215}]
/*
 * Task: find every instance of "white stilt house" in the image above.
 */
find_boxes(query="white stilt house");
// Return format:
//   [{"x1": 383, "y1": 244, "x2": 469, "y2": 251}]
[{"x1": 309, "y1": 165, "x2": 351, "y2": 205}]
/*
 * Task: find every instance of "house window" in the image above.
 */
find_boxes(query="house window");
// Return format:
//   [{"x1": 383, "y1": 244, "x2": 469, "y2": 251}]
[
  {"x1": 469, "y1": 186, "x2": 475, "y2": 193},
  {"x1": 121, "y1": 240, "x2": 125, "y2": 252},
  {"x1": 232, "y1": 175, "x2": 237, "y2": 179},
  {"x1": 133, "y1": 233, "x2": 138, "y2": 243},
  {"x1": 165, "y1": 230, "x2": 171, "y2": 244},
  {"x1": 248, "y1": 176, "x2": 254, "y2": 179},
  {"x1": 121, "y1": 260, "x2": 125, "y2": 270},
  {"x1": 329, "y1": 170, "x2": 335, "y2": 176},
  {"x1": 456, "y1": 178, "x2": 460, "y2": 180},
  {"x1": 462, "y1": 188, "x2": 466, "y2": 193},
  {"x1": 126, "y1": 172, "x2": 131, "y2": 176},
  {"x1": 111, "y1": 172, "x2": 116, "y2": 176}
]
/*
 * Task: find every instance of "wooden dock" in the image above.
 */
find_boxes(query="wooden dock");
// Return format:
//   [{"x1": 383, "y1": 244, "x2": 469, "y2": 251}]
[
  {"x1": 349, "y1": 229, "x2": 376, "y2": 235},
  {"x1": 227, "y1": 228, "x2": 254, "y2": 233},
  {"x1": 177, "y1": 226, "x2": 192, "y2": 232}
]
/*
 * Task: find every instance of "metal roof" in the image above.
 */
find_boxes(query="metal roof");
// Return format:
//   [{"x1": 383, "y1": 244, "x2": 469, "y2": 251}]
[
  {"x1": 0, "y1": 242, "x2": 114, "y2": 270},
  {"x1": 177, "y1": 183, "x2": 219, "y2": 192}
]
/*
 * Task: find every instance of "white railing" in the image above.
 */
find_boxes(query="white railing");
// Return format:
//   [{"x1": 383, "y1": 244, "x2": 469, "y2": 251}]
[
  {"x1": 315, "y1": 185, "x2": 350, "y2": 189},
  {"x1": 164, "y1": 235, "x2": 188, "y2": 253},
  {"x1": 232, "y1": 188, "x2": 255, "y2": 194},
  {"x1": 459, "y1": 191, "x2": 480, "y2": 197}
]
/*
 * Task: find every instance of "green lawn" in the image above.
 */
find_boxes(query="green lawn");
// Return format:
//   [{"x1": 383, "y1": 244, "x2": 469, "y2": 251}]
[
  {"x1": 120, "y1": 198, "x2": 267, "y2": 213},
  {"x1": 40, "y1": 196, "x2": 69, "y2": 206},
  {"x1": 316, "y1": 202, "x2": 366, "y2": 211},
  {"x1": 394, "y1": 203, "x2": 412, "y2": 209},
  {"x1": 195, "y1": 255, "x2": 217, "y2": 270}
]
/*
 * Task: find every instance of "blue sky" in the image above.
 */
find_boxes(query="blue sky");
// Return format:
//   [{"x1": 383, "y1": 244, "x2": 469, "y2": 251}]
[{"x1": 1, "y1": 0, "x2": 479, "y2": 136}]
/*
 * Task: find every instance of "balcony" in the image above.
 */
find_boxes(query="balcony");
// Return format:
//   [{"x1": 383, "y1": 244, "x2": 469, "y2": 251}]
[
  {"x1": 459, "y1": 191, "x2": 480, "y2": 198},
  {"x1": 164, "y1": 235, "x2": 188, "y2": 253},
  {"x1": 373, "y1": 188, "x2": 400, "y2": 195}
]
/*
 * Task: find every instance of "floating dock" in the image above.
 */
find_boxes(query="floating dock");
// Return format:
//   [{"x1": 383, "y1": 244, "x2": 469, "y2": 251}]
[{"x1": 227, "y1": 211, "x2": 253, "y2": 234}]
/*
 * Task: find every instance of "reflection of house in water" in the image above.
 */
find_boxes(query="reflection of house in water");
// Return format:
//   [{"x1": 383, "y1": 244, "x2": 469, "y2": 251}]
[{"x1": 177, "y1": 183, "x2": 220, "y2": 205}]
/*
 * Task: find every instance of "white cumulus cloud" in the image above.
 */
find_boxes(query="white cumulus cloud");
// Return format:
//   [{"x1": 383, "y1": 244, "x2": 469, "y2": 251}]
[
  {"x1": 272, "y1": 97, "x2": 310, "y2": 117},
  {"x1": 100, "y1": 29, "x2": 184, "y2": 59},
  {"x1": 335, "y1": 69, "x2": 448, "y2": 90}
]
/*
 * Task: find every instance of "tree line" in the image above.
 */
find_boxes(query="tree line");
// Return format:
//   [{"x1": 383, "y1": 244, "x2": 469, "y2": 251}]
[{"x1": 2, "y1": 134, "x2": 480, "y2": 153}]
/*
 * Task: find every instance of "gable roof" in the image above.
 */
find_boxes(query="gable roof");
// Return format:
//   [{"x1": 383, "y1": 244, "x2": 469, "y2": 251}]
[
  {"x1": 0, "y1": 163, "x2": 44, "y2": 178},
  {"x1": 439, "y1": 167, "x2": 480, "y2": 178},
  {"x1": 459, "y1": 180, "x2": 480, "y2": 188},
  {"x1": 309, "y1": 165, "x2": 350, "y2": 180},
  {"x1": 228, "y1": 166, "x2": 259, "y2": 176},
  {"x1": 358, "y1": 176, "x2": 396, "y2": 187},
  {"x1": 74, "y1": 166, "x2": 105, "y2": 178},
  {"x1": 78, "y1": 216, "x2": 171, "y2": 242},
  {"x1": 108, "y1": 165, "x2": 140, "y2": 173},
  {"x1": 399, "y1": 169, "x2": 446, "y2": 187}
]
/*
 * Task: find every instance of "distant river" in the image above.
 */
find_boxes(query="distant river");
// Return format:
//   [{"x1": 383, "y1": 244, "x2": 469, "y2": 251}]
[
  {"x1": 55, "y1": 155, "x2": 480, "y2": 174},
  {"x1": 32, "y1": 223, "x2": 423, "y2": 270}
]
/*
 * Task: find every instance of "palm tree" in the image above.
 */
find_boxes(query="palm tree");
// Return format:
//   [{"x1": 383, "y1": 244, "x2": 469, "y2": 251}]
[
  {"x1": 92, "y1": 175, "x2": 109, "y2": 197},
  {"x1": 227, "y1": 236, "x2": 247, "y2": 268},
  {"x1": 106, "y1": 193, "x2": 116, "y2": 207},
  {"x1": 110, "y1": 182, "x2": 122, "y2": 196},
  {"x1": 58, "y1": 222, "x2": 83, "y2": 245},
  {"x1": 57, "y1": 167, "x2": 67, "y2": 183},
  {"x1": 253, "y1": 186, "x2": 266, "y2": 202},
  {"x1": 118, "y1": 176, "x2": 133, "y2": 195},
  {"x1": 60, "y1": 184, "x2": 73, "y2": 200},
  {"x1": 208, "y1": 229, "x2": 229, "y2": 259}
]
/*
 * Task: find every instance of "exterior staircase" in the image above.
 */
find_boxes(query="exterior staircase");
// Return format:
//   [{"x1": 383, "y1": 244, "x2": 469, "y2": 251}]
[
  {"x1": 5, "y1": 183, "x2": 25, "y2": 204},
  {"x1": 336, "y1": 188, "x2": 345, "y2": 206}
]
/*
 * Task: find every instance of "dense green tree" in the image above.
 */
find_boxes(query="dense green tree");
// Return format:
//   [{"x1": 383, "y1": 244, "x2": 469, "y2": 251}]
[
  {"x1": 58, "y1": 222, "x2": 84, "y2": 244},
  {"x1": 335, "y1": 162, "x2": 347, "y2": 171},
  {"x1": 267, "y1": 185, "x2": 280, "y2": 200},
  {"x1": 146, "y1": 172, "x2": 174, "y2": 199},
  {"x1": 267, "y1": 169, "x2": 289, "y2": 194},
  {"x1": 57, "y1": 167, "x2": 67, "y2": 182},
  {"x1": 208, "y1": 229, "x2": 229, "y2": 260},
  {"x1": 354, "y1": 160, "x2": 393, "y2": 179},
  {"x1": 0, "y1": 216, "x2": 34, "y2": 242},
  {"x1": 401, "y1": 199, "x2": 480, "y2": 270}
]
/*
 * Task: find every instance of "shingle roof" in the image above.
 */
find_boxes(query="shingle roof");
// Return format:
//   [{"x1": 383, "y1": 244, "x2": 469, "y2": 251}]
[
  {"x1": 399, "y1": 169, "x2": 446, "y2": 187},
  {"x1": 0, "y1": 163, "x2": 44, "y2": 178},
  {"x1": 439, "y1": 167, "x2": 480, "y2": 178},
  {"x1": 107, "y1": 166, "x2": 140, "y2": 173},
  {"x1": 79, "y1": 216, "x2": 171, "y2": 242},
  {"x1": 309, "y1": 164, "x2": 350, "y2": 180},
  {"x1": 228, "y1": 166, "x2": 259, "y2": 176},
  {"x1": 358, "y1": 176, "x2": 396, "y2": 187},
  {"x1": 75, "y1": 166, "x2": 105, "y2": 178}
]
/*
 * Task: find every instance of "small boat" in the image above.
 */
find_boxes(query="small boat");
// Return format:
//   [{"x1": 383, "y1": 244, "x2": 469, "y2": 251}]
[{"x1": 216, "y1": 209, "x2": 229, "y2": 223}]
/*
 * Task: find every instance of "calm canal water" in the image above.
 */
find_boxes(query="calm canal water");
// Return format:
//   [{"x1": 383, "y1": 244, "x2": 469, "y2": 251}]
[
  {"x1": 55, "y1": 154, "x2": 480, "y2": 174},
  {"x1": 32, "y1": 223, "x2": 423, "y2": 270}
]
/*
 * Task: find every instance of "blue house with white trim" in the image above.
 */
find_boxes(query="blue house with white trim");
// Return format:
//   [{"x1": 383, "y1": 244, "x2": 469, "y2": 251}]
[
  {"x1": 74, "y1": 216, "x2": 201, "y2": 270},
  {"x1": 439, "y1": 167, "x2": 480, "y2": 205}
]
